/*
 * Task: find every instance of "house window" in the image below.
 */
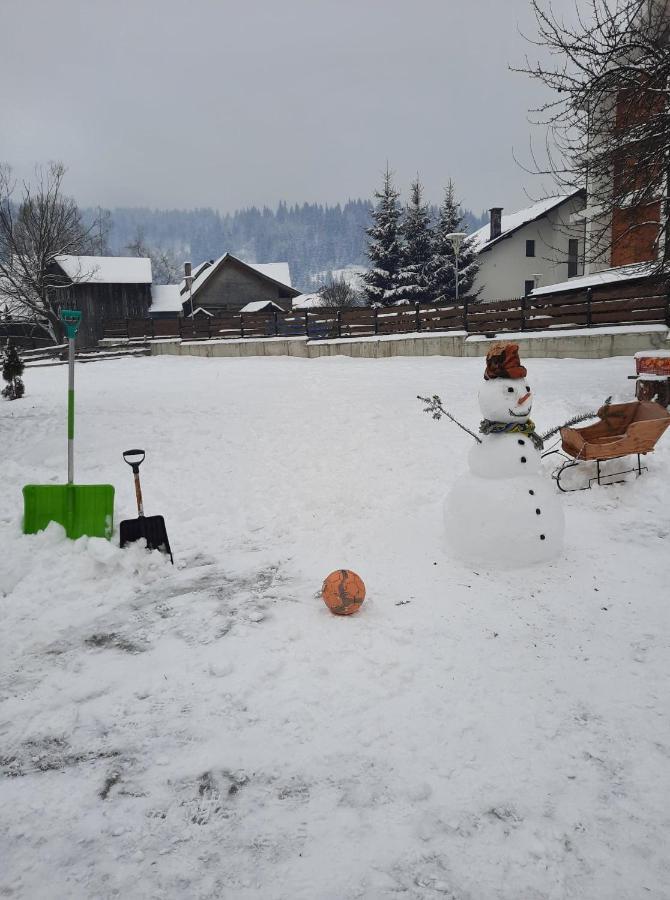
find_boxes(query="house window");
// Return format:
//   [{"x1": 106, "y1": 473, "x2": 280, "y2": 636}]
[
  {"x1": 524, "y1": 279, "x2": 535, "y2": 296},
  {"x1": 568, "y1": 239, "x2": 579, "y2": 277},
  {"x1": 526, "y1": 239, "x2": 535, "y2": 257}
]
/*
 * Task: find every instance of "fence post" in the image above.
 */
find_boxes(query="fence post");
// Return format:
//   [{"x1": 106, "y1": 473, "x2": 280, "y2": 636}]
[
  {"x1": 462, "y1": 297, "x2": 469, "y2": 332},
  {"x1": 125, "y1": 317, "x2": 130, "y2": 340},
  {"x1": 337, "y1": 309, "x2": 342, "y2": 338},
  {"x1": 374, "y1": 307, "x2": 379, "y2": 335},
  {"x1": 586, "y1": 287, "x2": 593, "y2": 327},
  {"x1": 207, "y1": 317, "x2": 212, "y2": 340},
  {"x1": 304, "y1": 310, "x2": 309, "y2": 337},
  {"x1": 240, "y1": 313, "x2": 245, "y2": 339},
  {"x1": 415, "y1": 302, "x2": 421, "y2": 332},
  {"x1": 151, "y1": 317, "x2": 155, "y2": 340},
  {"x1": 273, "y1": 309, "x2": 279, "y2": 336},
  {"x1": 520, "y1": 295, "x2": 527, "y2": 332}
]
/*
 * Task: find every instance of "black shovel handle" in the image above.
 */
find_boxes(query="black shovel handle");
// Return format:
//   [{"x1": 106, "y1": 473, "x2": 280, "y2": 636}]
[
  {"x1": 123, "y1": 449, "x2": 145, "y2": 516},
  {"x1": 123, "y1": 449, "x2": 146, "y2": 474}
]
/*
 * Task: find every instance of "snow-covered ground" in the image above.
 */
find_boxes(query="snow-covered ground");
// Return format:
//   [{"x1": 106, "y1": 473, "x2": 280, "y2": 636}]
[{"x1": 1, "y1": 354, "x2": 669, "y2": 900}]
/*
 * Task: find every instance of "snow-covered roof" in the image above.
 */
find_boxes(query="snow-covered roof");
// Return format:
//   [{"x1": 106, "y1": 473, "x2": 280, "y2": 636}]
[
  {"x1": 470, "y1": 192, "x2": 584, "y2": 254},
  {"x1": 532, "y1": 262, "x2": 656, "y2": 296},
  {"x1": 150, "y1": 284, "x2": 183, "y2": 313},
  {"x1": 250, "y1": 262, "x2": 292, "y2": 286},
  {"x1": 180, "y1": 253, "x2": 295, "y2": 297},
  {"x1": 240, "y1": 300, "x2": 285, "y2": 313},
  {"x1": 54, "y1": 255, "x2": 152, "y2": 284},
  {"x1": 292, "y1": 292, "x2": 323, "y2": 309}
]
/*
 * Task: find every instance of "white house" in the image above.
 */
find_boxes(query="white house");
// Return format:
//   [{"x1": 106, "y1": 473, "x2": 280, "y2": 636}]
[{"x1": 470, "y1": 191, "x2": 586, "y2": 301}]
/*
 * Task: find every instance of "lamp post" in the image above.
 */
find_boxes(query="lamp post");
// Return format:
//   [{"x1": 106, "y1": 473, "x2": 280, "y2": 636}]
[{"x1": 446, "y1": 232, "x2": 467, "y2": 301}]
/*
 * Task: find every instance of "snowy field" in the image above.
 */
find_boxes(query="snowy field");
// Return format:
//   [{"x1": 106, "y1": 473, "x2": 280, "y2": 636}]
[{"x1": 1, "y1": 353, "x2": 669, "y2": 900}]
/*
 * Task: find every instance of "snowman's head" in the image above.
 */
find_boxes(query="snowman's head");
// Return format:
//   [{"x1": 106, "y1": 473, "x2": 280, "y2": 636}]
[{"x1": 478, "y1": 377, "x2": 533, "y2": 424}]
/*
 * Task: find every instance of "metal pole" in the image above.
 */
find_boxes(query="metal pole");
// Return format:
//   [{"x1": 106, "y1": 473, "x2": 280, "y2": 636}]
[
  {"x1": 455, "y1": 254, "x2": 459, "y2": 303},
  {"x1": 67, "y1": 335, "x2": 75, "y2": 484}
]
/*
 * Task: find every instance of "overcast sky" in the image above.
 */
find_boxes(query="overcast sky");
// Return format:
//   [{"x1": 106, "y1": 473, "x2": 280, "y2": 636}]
[{"x1": 0, "y1": 0, "x2": 575, "y2": 215}]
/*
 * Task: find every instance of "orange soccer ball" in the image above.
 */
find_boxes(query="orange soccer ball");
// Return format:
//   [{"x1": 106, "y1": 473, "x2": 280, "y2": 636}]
[{"x1": 321, "y1": 570, "x2": 366, "y2": 616}]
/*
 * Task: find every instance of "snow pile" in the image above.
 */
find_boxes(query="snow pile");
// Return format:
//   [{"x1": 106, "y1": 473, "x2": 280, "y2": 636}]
[{"x1": 1, "y1": 355, "x2": 669, "y2": 899}]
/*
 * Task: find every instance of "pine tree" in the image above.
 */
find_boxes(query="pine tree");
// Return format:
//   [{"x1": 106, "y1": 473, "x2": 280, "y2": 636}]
[
  {"x1": 2, "y1": 340, "x2": 25, "y2": 400},
  {"x1": 398, "y1": 176, "x2": 434, "y2": 304},
  {"x1": 362, "y1": 168, "x2": 404, "y2": 307},
  {"x1": 430, "y1": 181, "x2": 479, "y2": 304}
]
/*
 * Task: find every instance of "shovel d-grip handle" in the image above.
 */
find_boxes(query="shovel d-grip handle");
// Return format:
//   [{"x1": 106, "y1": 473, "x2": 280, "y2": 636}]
[
  {"x1": 123, "y1": 450, "x2": 145, "y2": 516},
  {"x1": 123, "y1": 449, "x2": 146, "y2": 473},
  {"x1": 60, "y1": 308, "x2": 82, "y2": 340}
]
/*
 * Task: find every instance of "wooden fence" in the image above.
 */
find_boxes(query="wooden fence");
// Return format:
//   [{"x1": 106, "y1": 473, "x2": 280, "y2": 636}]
[
  {"x1": 102, "y1": 277, "x2": 670, "y2": 344},
  {"x1": 0, "y1": 321, "x2": 53, "y2": 349}
]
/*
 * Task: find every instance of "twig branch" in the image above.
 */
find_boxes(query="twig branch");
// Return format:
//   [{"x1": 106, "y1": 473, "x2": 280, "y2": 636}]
[
  {"x1": 540, "y1": 396, "x2": 612, "y2": 442},
  {"x1": 417, "y1": 394, "x2": 483, "y2": 443}
]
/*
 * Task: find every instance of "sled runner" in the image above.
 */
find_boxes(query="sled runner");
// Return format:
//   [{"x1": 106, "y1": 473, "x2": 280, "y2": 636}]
[{"x1": 544, "y1": 400, "x2": 670, "y2": 492}]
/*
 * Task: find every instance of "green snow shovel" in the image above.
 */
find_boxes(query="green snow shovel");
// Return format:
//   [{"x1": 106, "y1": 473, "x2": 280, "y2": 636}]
[{"x1": 23, "y1": 310, "x2": 115, "y2": 540}]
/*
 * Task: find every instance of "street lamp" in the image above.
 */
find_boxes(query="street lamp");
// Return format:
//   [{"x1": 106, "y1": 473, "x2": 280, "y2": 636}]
[{"x1": 446, "y1": 232, "x2": 467, "y2": 302}]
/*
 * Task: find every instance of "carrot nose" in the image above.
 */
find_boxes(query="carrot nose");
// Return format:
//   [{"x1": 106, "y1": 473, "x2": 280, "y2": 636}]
[{"x1": 517, "y1": 391, "x2": 531, "y2": 406}]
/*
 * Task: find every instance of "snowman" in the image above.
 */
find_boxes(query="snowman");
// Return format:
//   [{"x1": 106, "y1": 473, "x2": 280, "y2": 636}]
[{"x1": 444, "y1": 343, "x2": 564, "y2": 568}]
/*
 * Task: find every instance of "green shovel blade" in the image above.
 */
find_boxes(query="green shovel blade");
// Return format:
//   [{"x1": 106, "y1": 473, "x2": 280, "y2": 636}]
[{"x1": 23, "y1": 484, "x2": 115, "y2": 540}]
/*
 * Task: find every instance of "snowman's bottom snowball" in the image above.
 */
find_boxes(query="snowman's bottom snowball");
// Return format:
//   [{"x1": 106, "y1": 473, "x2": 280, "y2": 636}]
[{"x1": 444, "y1": 472, "x2": 564, "y2": 568}]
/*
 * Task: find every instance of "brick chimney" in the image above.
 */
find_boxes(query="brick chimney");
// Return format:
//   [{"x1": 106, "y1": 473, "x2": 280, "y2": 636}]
[{"x1": 489, "y1": 207, "x2": 503, "y2": 241}]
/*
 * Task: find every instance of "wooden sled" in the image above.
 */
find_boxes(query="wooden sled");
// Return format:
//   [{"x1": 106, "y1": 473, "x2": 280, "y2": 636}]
[{"x1": 547, "y1": 400, "x2": 670, "y2": 492}]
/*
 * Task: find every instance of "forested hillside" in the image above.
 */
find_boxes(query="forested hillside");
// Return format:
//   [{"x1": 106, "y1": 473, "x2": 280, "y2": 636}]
[{"x1": 86, "y1": 201, "x2": 487, "y2": 291}]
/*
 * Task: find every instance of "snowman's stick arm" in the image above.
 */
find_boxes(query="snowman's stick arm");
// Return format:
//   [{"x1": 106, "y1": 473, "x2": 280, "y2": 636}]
[
  {"x1": 539, "y1": 396, "x2": 612, "y2": 442},
  {"x1": 417, "y1": 394, "x2": 483, "y2": 444}
]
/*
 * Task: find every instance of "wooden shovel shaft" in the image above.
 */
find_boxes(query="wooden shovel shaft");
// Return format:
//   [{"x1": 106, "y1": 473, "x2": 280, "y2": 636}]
[{"x1": 133, "y1": 471, "x2": 144, "y2": 516}]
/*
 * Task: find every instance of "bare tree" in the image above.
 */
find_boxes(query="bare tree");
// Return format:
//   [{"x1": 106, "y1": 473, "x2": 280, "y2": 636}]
[
  {"x1": 515, "y1": 0, "x2": 670, "y2": 271},
  {"x1": 317, "y1": 274, "x2": 365, "y2": 308},
  {"x1": 125, "y1": 225, "x2": 180, "y2": 284},
  {"x1": 0, "y1": 162, "x2": 97, "y2": 342},
  {"x1": 94, "y1": 206, "x2": 112, "y2": 255}
]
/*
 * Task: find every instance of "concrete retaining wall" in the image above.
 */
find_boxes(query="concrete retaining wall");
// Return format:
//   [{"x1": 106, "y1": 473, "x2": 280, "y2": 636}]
[{"x1": 150, "y1": 325, "x2": 669, "y2": 361}]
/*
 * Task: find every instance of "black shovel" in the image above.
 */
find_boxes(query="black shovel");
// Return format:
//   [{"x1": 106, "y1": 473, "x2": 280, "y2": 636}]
[{"x1": 119, "y1": 450, "x2": 173, "y2": 563}]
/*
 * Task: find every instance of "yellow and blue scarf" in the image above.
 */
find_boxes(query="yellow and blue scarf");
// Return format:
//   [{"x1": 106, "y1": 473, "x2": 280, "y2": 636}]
[{"x1": 479, "y1": 418, "x2": 544, "y2": 450}]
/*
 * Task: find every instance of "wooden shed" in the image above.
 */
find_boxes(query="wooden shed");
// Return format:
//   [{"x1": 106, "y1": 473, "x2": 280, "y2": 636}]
[{"x1": 49, "y1": 255, "x2": 153, "y2": 347}]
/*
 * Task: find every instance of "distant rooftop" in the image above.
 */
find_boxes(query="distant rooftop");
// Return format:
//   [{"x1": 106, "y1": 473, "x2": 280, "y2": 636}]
[
  {"x1": 150, "y1": 283, "x2": 182, "y2": 313},
  {"x1": 469, "y1": 192, "x2": 584, "y2": 254},
  {"x1": 54, "y1": 255, "x2": 152, "y2": 284},
  {"x1": 180, "y1": 254, "x2": 293, "y2": 297},
  {"x1": 532, "y1": 262, "x2": 655, "y2": 296}
]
